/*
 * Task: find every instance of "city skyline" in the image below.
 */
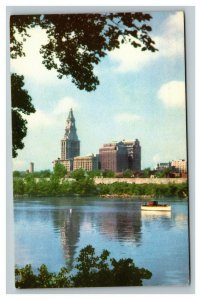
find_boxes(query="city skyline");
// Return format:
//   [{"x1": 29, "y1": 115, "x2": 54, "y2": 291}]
[{"x1": 11, "y1": 11, "x2": 187, "y2": 171}]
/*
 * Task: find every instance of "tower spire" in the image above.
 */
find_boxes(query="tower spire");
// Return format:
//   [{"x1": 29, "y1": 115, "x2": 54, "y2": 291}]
[
  {"x1": 68, "y1": 108, "x2": 74, "y2": 120},
  {"x1": 61, "y1": 108, "x2": 80, "y2": 160},
  {"x1": 64, "y1": 108, "x2": 78, "y2": 140}
]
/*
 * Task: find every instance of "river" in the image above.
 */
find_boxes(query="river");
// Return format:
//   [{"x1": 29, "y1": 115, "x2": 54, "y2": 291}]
[{"x1": 14, "y1": 196, "x2": 190, "y2": 286}]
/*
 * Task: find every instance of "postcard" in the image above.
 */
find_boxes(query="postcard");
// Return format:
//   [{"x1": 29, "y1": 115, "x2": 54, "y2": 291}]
[{"x1": 10, "y1": 11, "x2": 189, "y2": 288}]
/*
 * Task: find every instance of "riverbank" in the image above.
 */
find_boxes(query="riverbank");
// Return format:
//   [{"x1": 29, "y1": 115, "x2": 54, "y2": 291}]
[
  {"x1": 13, "y1": 178, "x2": 188, "y2": 199},
  {"x1": 100, "y1": 194, "x2": 152, "y2": 199}
]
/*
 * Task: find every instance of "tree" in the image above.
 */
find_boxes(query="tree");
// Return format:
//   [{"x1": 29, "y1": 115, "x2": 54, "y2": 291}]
[
  {"x1": 15, "y1": 245, "x2": 152, "y2": 288},
  {"x1": 11, "y1": 13, "x2": 157, "y2": 91},
  {"x1": 102, "y1": 170, "x2": 115, "y2": 178},
  {"x1": 72, "y1": 245, "x2": 152, "y2": 287},
  {"x1": 123, "y1": 169, "x2": 133, "y2": 178},
  {"x1": 13, "y1": 170, "x2": 21, "y2": 177},
  {"x1": 71, "y1": 168, "x2": 86, "y2": 181},
  {"x1": 13, "y1": 178, "x2": 25, "y2": 195},
  {"x1": 141, "y1": 168, "x2": 151, "y2": 178},
  {"x1": 10, "y1": 13, "x2": 157, "y2": 156},
  {"x1": 53, "y1": 162, "x2": 67, "y2": 179},
  {"x1": 155, "y1": 167, "x2": 172, "y2": 178},
  {"x1": 11, "y1": 73, "x2": 35, "y2": 157}
]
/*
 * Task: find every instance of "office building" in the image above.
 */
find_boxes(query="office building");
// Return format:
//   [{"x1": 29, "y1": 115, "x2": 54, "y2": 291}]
[
  {"x1": 99, "y1": 141, "x2": 128, "y2": 172},
  {"x1": 123, "y1": 139, "x2": 141, "y2": 171},
  {"x1": 73, "y1": 154, "x2": 98, "y2": 171}
]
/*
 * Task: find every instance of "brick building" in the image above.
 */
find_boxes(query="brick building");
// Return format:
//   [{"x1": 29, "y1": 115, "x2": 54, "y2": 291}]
[
  {"x1": 99, "y1": 140, "x2": 141, "y2": 173},
  {"x1": 99, "y1": 141, "x2": 130, "y2": 172}
]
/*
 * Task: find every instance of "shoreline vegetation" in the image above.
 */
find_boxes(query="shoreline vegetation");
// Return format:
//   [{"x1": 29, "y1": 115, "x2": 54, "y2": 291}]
[
  {"x1": 13, "y1": 177, "x2": 188, "y2": 200},
  {"x1": 13, "y1": 167, "x2": 188, "y2": 199}
]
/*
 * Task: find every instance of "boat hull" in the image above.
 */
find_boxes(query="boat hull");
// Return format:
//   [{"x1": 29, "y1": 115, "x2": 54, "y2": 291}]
[{"x1": 141, "y1": 205, "x2": 171, "y2": 211}]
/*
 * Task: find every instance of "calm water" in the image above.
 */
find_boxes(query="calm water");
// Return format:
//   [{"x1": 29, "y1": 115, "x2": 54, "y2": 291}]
[{"x1": 14, "y1": 197, "x2": 190, "y2": 286}]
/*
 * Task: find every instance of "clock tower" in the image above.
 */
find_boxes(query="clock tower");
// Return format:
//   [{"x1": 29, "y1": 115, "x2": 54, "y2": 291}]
[{"x1": 61, "y1": 108, "x2": 80, "y2": 160}]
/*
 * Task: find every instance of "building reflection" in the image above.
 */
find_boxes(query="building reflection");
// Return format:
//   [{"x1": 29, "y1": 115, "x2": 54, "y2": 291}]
[
  {"x1": 96, "y1": 211, "x2": 142, "y2": 245},
  {"x1": 84, "y1": 202, "x2": 143, "y2": 245},
  {"x1": 52, "y1": 203, "x2": 181, "y2": 271},
  {"x1": 52, "y1": 208, "x2": 81, "y2": 270}
]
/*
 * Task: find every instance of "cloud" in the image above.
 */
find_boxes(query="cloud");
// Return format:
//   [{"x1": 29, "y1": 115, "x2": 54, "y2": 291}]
[
  {"x1": 109, "y1": 43, "x2": 156, "y2": 72},
  {"x1": 158, "y1": 81, "x2": 185, "y2": 108},
  {"x1": 13, "y1": 97, "x2": 79, "y2": 170},
  {"x1": 25, "y1": 97, "x2": 79, "y2": 131},
  {"x1": 25, "y1": 110, "x2": 52, "y2": 129},
  {"x1": 109, "y1": 12, "x2": 184, "y2": 72},
  {"x1": 156, "y1": 11, "x2": 184, "y2": 58},
  {"x1": 10, "y1": 27, "x2": 60, "y2": 84},
  {"x1": 10, "y1": 12, "x2": 184, "y2": 77},
  {"x1": 53, "y1": 97, "x2": 80, "y2": 116},
  {"x1": 114, "y1": 113, "x2": 143, "y2": 124}
]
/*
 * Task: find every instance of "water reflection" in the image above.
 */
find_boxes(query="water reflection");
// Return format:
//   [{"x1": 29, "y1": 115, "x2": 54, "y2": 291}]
[
  {"x1": 52, "y1": 201, "x2": 143, "y2": 269},
  {"x1": 52, "y1": 208, "x2": 81, "y2": 270},
  {"x1": 141, "y1": 210, "x2": 171, "y2": 220},
  {"x1": 174, "y1": 213, "x2": 188, "y2": 229},
  {"x1": 14, "y1": 198, "x2": 190, "y2": 285},
  {"x1": 141, "y1": 209, "x2": 173, "y2": 232},
  {"x1": 97, "y1": 210, "x2": 142, "y2": 244}
]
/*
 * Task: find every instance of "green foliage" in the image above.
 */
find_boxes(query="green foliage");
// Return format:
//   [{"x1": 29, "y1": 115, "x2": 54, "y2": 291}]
[
  {"x1": 15, "y1": 264, "x2": 71, "y2": 288},
  {"x1": 15, "y1": 264, "x2": 38, "y2": 288},
  {"x1": 102, "y1": 170, "x2": 115, "y2": 178},
  {"x1": 13, "y1": 170, "x2": 21, "y2": 177},
  {"x1": 87, "y1": 170, "x2": 102, "y2": 178},
  {"x1": 141, "y1": 168, "x2": 151, "y2": 178},
  {"x1": 11, "y1": 73, "x2": 35, "y2": 158},
  {"x1": 15, "y1": 245, "x2": 152, "y2": 288},
  {"x1": 24, "y1": 174, "x2": 37, "y2": 195},
  {"x1": 155, "y1": 168, "x2": 172, "y2": 178},
  {"x1": 72, "y1": 245, "x2": 151, "y2": 287},
  {"x1": 123, "y1": 169, "x2": 133, "y2": 178},
  {"x1": 13, "y1": 178, "x2": 25, "y2": 195},
  {"x1": 71, "y1": 168, "x2": 86, "y2": 181},
  {"x1": 13, "y1": 172, "x2": 188, "y2": 198},
  {"x1": 32, "y1": 170, "x2": 52, "y2": 178},
  {"x1": 97, "y1": 182, "x2": 188, "y2": 198},
  {"x1": 53, "y1": 163, "x2": 67, "y2": 179},
  {"x1": 11, "y1": 13, "x2": 157, "y2": 92}
]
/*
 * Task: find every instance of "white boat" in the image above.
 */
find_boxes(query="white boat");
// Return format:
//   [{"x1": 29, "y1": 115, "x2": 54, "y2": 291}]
[{"x1": 141, "y1": 201, "x2": 171, "y2": 211}]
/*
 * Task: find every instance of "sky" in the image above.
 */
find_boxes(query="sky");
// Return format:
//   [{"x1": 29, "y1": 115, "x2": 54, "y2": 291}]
[{"x1": 11, "y1": 11, "x2": 187, "y2": 171}]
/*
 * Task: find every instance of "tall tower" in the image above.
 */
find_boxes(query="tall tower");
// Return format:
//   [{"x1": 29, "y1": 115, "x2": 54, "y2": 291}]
[
  {"x1": 132, "y1": 139, "x2": 141, "y2": 171},
  {"x1": 61, "y1": 108, "x2": 80, "y2": 160},
  {"x1": 123, "y1": 139, "x2": 141, "y2": 172},
  {"x1": 29, "y1": 162, "x2": 34, "y2": 173}
]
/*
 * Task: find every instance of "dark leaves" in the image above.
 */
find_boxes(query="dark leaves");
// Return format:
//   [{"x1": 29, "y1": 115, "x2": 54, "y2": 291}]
[
  {"x1": 11, "y1": 73, "x2": 35, "y2": 157},
  {"x1": 11, "y1": 13, "x2": 158, "y2": 92},
  {"x1": 15, "y1": 245, "x2": 152, "y2": 288}
]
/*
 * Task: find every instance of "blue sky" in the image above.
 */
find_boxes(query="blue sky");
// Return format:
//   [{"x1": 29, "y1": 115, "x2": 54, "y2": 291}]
[{"x1": 11, "y1": 11, "x2": 187, "y2": 171}]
